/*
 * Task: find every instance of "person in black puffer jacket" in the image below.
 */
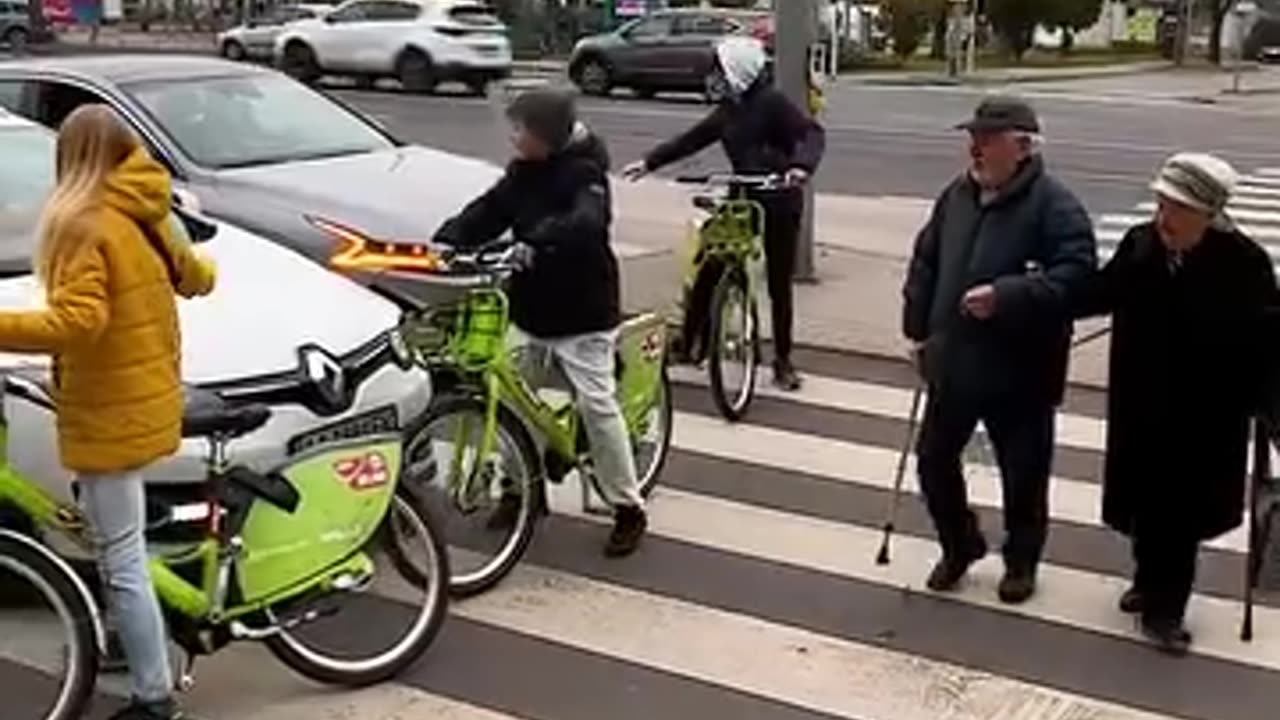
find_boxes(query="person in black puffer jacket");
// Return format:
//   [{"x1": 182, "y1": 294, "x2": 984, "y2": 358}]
[
  {"x1": 623, "y1": 36, "x2": 825, "y2": 392},
  {"x1": 433, "y1": 88, "x2": 646, "y2": 558}
]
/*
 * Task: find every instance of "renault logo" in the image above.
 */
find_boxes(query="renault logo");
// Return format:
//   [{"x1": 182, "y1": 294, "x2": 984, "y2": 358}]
[{"x1": 298, "y1": 344, "x2": 348, "y2": 414}]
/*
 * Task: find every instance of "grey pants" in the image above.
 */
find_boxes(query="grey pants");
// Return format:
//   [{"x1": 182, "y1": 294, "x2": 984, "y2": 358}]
[
  {"x1": 78, "y1": 469, "x2": 173, "y2": 703},
  {"x1": 513, "y1": 328, "x2": 644, "y2": 508}
]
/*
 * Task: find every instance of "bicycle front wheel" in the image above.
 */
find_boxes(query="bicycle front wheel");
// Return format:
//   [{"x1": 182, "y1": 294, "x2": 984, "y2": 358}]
[
  {"x1": 707, "y1": 265, "x2": 759, "y2": 422},
  {"x1": 0, "y1": 531, "x2": 99, "y2": 720},
  {"x1": 402, "y1": 395, "x2": 544, "y2": 598}
]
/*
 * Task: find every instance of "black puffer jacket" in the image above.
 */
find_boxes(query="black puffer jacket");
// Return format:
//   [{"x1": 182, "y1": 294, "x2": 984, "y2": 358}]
[
  {"x1": 433, "y1": 126, "x2": 620, "y2": 339},
  {"x1": 902, "y1": 156, "x2": 1097, "y2": 405}
]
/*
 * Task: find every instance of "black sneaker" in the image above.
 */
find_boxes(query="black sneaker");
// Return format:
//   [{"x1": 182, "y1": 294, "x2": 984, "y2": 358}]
[
  {"x1": 1141, "y1": 617, "x2": 1192, "y2": 657},
  {"x1": 108, "y1": 697, "x2": 188, "y2": 720},
  {"x1": 998, "y1": 566, "x2": 1037, "y2": 604},
  {"x1": 773, "y1": 361, "x2": 802, "y2": 392},
  {"x1": 926, "y1": 534, "x2": 988, "y2": 592},
  {"x1": 604, "y1": 505, "x2": 647, "y2": 558},
  {"x1": 1119, "y1": 587, "x2": 1144, "y2": 614}
]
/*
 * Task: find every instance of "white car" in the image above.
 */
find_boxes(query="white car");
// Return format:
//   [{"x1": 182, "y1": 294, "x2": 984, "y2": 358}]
[
  {"x1": 0, "y1": 111, "x2": 433, "y2": 550},
  {"x1": 274, "y1": 0, "x2": 512, "y2": 94},
  {"x1": 218, "y1": 3, "x2": 336, "y2": 62}
]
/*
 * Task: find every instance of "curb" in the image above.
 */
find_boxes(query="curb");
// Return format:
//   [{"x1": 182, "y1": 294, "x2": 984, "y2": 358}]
[{"x1": 846, "y1": 61, "x2": 1173, "y2": 88}]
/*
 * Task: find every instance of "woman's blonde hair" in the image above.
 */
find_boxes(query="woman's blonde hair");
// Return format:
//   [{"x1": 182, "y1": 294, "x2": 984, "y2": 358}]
[{"x1": 35, "y1": 104, "x2": 138, "y2": 284}]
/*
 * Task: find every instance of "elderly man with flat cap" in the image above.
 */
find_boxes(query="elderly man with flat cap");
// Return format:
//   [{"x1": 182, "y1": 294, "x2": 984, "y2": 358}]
[
  {"x1": 903, "y1": 95, "x2": 1096, "y2": 605},
  {"x1": 1077, "y1": 152, "x2": 1278, "y2": 655}
]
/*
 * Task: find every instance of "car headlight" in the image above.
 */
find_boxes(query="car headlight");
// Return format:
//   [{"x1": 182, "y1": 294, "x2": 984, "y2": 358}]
[{"x1": 308, "y1": 215, "x2": 444, "y2": 274}]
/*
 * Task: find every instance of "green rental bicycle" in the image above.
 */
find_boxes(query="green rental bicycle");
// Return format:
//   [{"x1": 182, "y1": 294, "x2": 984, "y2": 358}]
[
  {"x1": 0, "y1": 358, "x2": 449, "y2": 720},
  {"x1": 671, "y1": 172, "x2": 782, "y2": 422},
  {"x1": 332, "y1": 241, "x2": 673, "y2": 598}
]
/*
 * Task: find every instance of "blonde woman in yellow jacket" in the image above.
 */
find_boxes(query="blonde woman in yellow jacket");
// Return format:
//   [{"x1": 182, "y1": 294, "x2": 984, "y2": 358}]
[{"x1": 0, "y1": 104, "x2": 215, "y2": 720}]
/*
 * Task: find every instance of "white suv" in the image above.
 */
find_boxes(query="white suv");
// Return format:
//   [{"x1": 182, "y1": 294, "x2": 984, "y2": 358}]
[{"x1": 274, "y1": 0, "x2": 512, "y2": 95}]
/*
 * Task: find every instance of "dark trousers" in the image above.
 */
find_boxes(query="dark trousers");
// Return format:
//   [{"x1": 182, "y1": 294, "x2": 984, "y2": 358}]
[
  {"x1": 1132, "y1": 527, "x2": 1198, "y2": 626},
  {"x1": 760, "y1": 193, "x2": 801, "y2": 365},
  {"x1": 916, "y1": 388, "x2": 1055, "y2": 569}
]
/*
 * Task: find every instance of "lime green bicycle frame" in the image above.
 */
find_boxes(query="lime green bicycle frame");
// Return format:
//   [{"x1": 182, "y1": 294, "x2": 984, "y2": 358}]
[
  {"x1": 0, "y1": 416, "x2": 398, "y2": 628},
  {"x1": 675, "y1": 188, "x2": 767, "y2": 340},
  {"x1": 411, "y1": 284, "x2": 667, "y2": 505}
]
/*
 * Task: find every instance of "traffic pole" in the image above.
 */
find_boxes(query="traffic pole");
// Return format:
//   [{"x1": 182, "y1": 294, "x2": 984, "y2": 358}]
[{"x1": 775, "y1": 0, "x2": 818, "y2": 284}]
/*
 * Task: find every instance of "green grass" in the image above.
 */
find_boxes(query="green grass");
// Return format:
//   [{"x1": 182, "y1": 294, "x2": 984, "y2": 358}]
[{"x1": 842, "y1": 48, "x2": 1163, "y2": 75}]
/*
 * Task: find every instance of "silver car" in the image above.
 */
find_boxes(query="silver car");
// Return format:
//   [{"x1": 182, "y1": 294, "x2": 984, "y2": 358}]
[
  {"x1": 219, "y1": 3, "x2": 336, "y2": 62},
  {"x1": 0, "y1": 55, "x2": 502, "y2": 306}
]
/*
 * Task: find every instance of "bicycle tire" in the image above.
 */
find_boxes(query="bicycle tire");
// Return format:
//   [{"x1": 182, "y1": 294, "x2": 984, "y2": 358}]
[
  {"x1": 0, "y1": 531, "x2": 99, "y2": 720},
  {"x1": 401, "y1": 395, "x2": 543, "y2": 598},
  {"x1": 635, "y1": 362, "x2": 673, "y2": 498},
  {"x1": 707, "y1": 265, "x2": 759, "y2": 422},
  {"x1": 264, "y1": 491, "x2": 449, "y2": 687}
]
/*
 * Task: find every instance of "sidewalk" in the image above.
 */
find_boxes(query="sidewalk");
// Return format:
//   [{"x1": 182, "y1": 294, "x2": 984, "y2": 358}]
[
  {"x1": 844, "y1": 60, "x2": 1171, "y2": 87},
  {"x1": 610, "y1": 179, "x2": 1112, "y2": 390}
]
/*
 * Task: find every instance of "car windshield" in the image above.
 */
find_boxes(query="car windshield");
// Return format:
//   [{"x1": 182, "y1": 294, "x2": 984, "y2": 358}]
[
  {"x1": 0, "y1": 124, "x2": 55, "y2": 276},
  {"x1": 124, "y1": 73, "x2": 395, "y2": 170}
]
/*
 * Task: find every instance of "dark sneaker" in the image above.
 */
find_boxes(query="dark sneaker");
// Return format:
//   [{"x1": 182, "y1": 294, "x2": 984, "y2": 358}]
[
  {"x1": 1141, "y1": 618, "x2": 1192, "y2": 657},
  {"x1": 926, "y1": 534, "x2": 988, "y2": 592},
  {"x1": 101, "y1": 630, "x2": 128, "y2": 674},
  {"x1": 998, "y1": 566, "x2": 1037, "y2": 605},
  {"x1": 1119, "y1": 587, "x2": 1144, "y2": 614},
  {"x1": 604, "y1": 505, "x2": 647, "y2": 558},
  {"x1": 772, "y1": 361, "x2": 802, "y2": 392},
  {"x1": 108, "y1": 697, "x2": 188, "y2": 720}
]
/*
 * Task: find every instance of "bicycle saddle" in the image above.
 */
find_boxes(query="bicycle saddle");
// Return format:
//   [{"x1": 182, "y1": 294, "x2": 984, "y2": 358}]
[{"x1": 182, "y1": 386, "x2": 272, "y2": 440}]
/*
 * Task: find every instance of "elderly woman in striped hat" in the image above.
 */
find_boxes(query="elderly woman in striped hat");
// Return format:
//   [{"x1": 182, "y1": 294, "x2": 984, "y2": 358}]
[{"x1": 1077, "y1": 152, "x2": 1279, "y2": 655}]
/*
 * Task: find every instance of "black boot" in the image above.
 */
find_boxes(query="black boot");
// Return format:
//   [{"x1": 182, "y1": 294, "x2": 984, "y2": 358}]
[
  {"x1": 926, "y1": 533, "x2": 988, "y2": 592},
  {"x1": 998, "y1": 565, "x2": 1037, "y2": 604},
  {"x1": 772, "y1": 359, "x2": 801, "y2": 392},
  {"x1": 604, "y1": 505, "x2": 647, "y2": 558},
  {"x1": 108, "y1": 697, "x2": 189, "y2": 720},
  {"x1": 1141, "y1": 616, "x2": 1192, "y2": 657},
  {"x1": 1119, "y1": 586, "x2": 1144, "y2": 614}
]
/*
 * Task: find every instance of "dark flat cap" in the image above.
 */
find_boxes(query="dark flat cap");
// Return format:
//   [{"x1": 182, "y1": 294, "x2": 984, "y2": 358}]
[{"x1": 955, "y1": 95, "x2": 1040, "y2": 133}]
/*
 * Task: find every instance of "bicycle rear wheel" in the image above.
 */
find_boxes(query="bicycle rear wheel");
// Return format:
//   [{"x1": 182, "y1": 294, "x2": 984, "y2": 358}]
[
  {"x1": 402, "y1": 395, "x2": 543, "y2": 598},
  {"x1": 0, "y1": 530, "x2": 99, "y2": 720},
  {"x1": 707, "y1": 265, "x2": 759, "y2": 422},
  {"x1": 633, "y1": 363, "x2": 673, "y2": 498}
]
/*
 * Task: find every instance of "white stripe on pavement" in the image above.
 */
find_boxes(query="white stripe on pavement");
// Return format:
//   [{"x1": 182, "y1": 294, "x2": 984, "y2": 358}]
[
  {"x1": 666, "y1": 364, "x2": 1108, "y2": 453},
  {"x1": 669, "y1": 410, "x2": 1248, "y2": 554},
  {"x1": 550, "y1": 483, "x2": 1280, "y2": 674},
  {"x1": 453, "y1": 563, "x2": 1185, "y2": 720}
]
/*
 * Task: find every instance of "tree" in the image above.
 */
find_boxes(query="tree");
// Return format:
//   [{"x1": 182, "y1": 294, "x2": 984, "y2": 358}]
[
  {"x1": 984, "y1": 0, "x2": 1039, "y2": 60},
  {"x1": 1042, "y1": 0, "x2": 1103, "y2": 54},
  {"x1": 1207, "y1": 0, "x2": 1233, "y2": 65},
  {"x1": 880, "y1": 0, "x2": 945, "y2": 61}
]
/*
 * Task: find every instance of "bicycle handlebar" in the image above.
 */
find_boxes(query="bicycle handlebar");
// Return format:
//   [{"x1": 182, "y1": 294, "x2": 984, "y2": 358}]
[
  {"x1": 675, "y1": 173, "x2": 786, "y2": 190},
  {"x1": 438, "y1": 242, "x2": 528, "y2": 278}
]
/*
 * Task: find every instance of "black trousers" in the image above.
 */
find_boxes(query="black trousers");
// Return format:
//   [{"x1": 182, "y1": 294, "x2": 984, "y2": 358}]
[
  {"x1": 915, "y1": 388, "x2": 1055, "y2": 570},
  {"x1": 1132, "y1": 526, "x2": 1199, "y2": 626},
  {"x1": 681, "y1": 191, "x2": 802, "y2": 365}
]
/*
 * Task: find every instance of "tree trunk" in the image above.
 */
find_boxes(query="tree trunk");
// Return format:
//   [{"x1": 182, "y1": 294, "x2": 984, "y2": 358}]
[
  {"x1": 1060, "y1": 27, "x2": 1074, "y2": 56},
  {"x1": 1209, "y1": 1, "x2": 1229, "y2": 65},
  {"x1": 930, "y1": 12, "x2": 946, "y2": 59}
]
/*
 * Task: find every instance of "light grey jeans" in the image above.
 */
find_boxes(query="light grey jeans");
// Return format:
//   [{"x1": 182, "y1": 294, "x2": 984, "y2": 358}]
[
  {"x1": 513, "y1": 327, "x2": 644, "y2": 508},
  {"x1": 78, "y1": 469, "x2": 173, "y2": 703}
]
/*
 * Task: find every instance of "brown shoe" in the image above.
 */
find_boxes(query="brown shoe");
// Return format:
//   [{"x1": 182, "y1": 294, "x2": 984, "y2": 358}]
[{"x1": 604, "y1": 505, "x2": 647, "y2": 558}]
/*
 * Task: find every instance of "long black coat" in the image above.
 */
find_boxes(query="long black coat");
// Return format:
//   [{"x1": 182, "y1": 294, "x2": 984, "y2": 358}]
[{"x1": 1079, "y1": 222, "x2": 1277, "y2": 541}]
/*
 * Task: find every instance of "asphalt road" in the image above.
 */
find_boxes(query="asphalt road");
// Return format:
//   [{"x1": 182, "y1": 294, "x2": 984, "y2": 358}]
[{"x1": 334, "y1": 79, "x2": 1280, "y2": 214}]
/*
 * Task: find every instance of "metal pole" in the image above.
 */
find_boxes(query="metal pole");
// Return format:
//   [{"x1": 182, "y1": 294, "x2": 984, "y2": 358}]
[{"x1": 776, "y1": 0, "x2": 818, "y2": 283}]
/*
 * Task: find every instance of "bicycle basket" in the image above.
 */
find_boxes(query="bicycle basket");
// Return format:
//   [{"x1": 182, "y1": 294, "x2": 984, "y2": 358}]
[
  {"x1": 449, "y1": 289, "x2": 510, "y2": 370},
  {"x1": 700, "y1": 200, "x2": 763, "y2": 260}
]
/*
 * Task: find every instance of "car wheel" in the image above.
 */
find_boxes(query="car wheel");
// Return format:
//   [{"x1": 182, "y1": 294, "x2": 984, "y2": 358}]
[
  {"x1": 221, "y1": 39, "x2": 247, "y2": 61},
  {"x1": 635, "y1": 86, "x2": 656, "y2": 100},
  {"x1": 281, "y1": 42, "x2": 321, "y2": 84},
  {"x1": 4, "y1": 27, "x2": 29, "y2": 54},
  {"x1": 397, "y1": 49, "x2": 437, "y2": 94},
  {"x1": 466, "y1": 77, "x2": 490, "y2": 97},
  {"x1": 573, "y1": 57, "x2": 612, "y2": 96}
]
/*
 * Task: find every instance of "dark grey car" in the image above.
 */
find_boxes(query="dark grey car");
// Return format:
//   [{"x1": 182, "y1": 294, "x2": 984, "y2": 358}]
[
  {"x1": 0, "y1": 55, "x2": 501, "y2": 305},
  {"x1": 568, "y1": 8, "x2": 770, "y2": 99}
]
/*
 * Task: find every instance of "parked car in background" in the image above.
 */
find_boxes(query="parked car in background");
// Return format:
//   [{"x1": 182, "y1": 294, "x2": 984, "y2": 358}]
[
  {"x1": 0, "y1": 109, "x2": 434, "y2": 545},
  {"x1": 0, "y1": 55, "x2": 504, "y2": 309},
  {"x1": 1245, "y1": 0, "x2": 1280, "y2": 62},
  {"x1": 569, "y1": 7, "x2": 771, "y2": 99},
  {"x1": 274, "y1": 0, "x2": 512, "y2": 94},
  {"x1": 1, "y1": 0, "x2": 54, "y2": 51},
  {"x1": 218, "y1": 2, "x2": 336, "y2": 62}
]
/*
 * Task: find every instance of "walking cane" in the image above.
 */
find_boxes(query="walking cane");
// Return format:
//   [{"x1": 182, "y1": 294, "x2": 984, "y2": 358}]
[
  {"x1": 1243, "y1": 416, "x2": 1268, "y2": 642},
  {"x1": 877, "y1": 381, "x2": 923, "y2": 565}
]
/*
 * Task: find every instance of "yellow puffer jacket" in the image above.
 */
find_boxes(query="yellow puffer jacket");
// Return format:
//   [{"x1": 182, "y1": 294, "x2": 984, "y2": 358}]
[{"x1": 0, "y1": 147, "x2": 216, "y2": 473}]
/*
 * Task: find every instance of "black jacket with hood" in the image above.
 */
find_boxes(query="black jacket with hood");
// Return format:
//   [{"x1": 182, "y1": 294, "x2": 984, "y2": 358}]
[
  {"x1": 433, "y1": 124, "x2": 620, "y2": 339},
  {"x1": 902, "y1": 155, "x2": 1097, "y2": 406}
]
